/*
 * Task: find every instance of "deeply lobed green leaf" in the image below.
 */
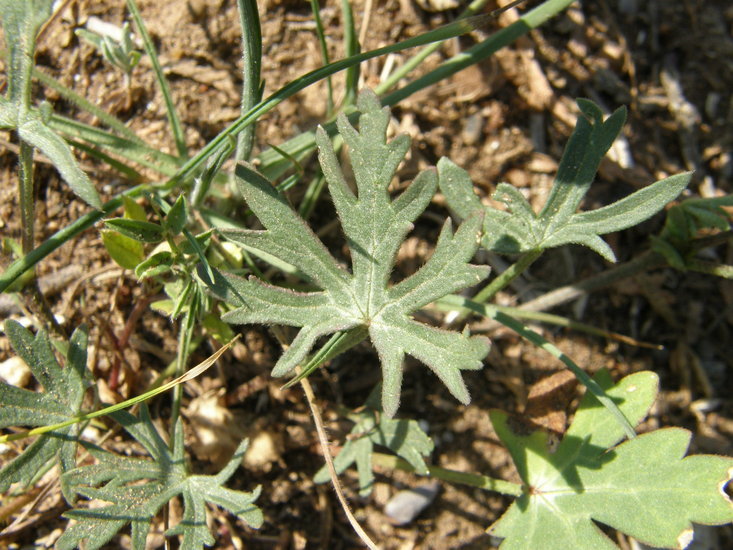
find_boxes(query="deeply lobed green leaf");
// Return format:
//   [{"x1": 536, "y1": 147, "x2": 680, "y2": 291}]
[
  {"x1": 488, "y1": 370, "x2": 733, "y2": 549},
  {"x1": 204, "y1": 89, "x2": 490, "y2": 416},
  {"x1": 314, "y1": 395, "x2": 434, "y2": 495},
  {"x1": 58, "y1": 406, "x2": 262, "y2": 550},
  {"x1": 439, "y1": 100, "x2": 690, "y2": 262},
  {"x1": 0, "y1": 321, "x2": 90, "y2": 491}
]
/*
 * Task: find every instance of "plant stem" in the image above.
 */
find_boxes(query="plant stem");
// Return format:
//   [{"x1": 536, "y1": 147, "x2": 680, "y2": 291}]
[
  {"x1": 300, "y1": 375, "x2": 380, "y2": 550},
  {"x1": 17, "y1": 140, "x2": 64, "y2": 337},
  {"x1": 371, "y1": 452, "x2": 523, "y2": 497},
  {"x1": 18, "y1": 141, "x2": 35, "y2": 255},
  {"x1": 475, "y1": 249, "x2": 543, "y2": 304}
]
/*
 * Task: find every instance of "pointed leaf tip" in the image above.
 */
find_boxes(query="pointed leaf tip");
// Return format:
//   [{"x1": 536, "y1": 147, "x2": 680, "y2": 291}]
[{"x1": 206, "y1": 89, "x2": 491, "y2": 415}]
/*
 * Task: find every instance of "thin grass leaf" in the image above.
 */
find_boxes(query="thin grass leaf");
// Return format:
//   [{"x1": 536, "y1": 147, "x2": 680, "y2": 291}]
[
  {"x1": 33, "y1": 67, "x2": 144, "y2": 143},
  {"x1": 202, "y1": 90, "x2": 490, "y2": 417},
  {"x1": 340, "y1": 0, "x2": 359, "y2": 107},
  {"x1": 235, "y1": 0, "x2": 262, "y2": 163},
  {"x1": 0, "y1": 0, "x2": 103, "y2": 209},
  {"x1": 48, "y1": 113, "x2": 180, "y2": 175},
  {"x1": 169, "y1": 9, "x2": 539, "y2": 187},
  {"x1": 308, "y1": 0, "x2": 335, "y2": 114},
  {"x1": 439, "y1": 294, "x2": 636, "y2": 439},
  {"x1": 126, "y1": 0, "x2": 187, "y2": 159}
]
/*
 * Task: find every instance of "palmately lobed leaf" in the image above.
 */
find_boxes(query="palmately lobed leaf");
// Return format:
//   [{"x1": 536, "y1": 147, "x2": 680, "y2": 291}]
[
  {"x1": 439, "y1": 99, "x2": 690, "y2": 262},
  {"x1": 0, "y1": 321, "x2": 89, "y2": 492},
  {"x1": 488, "y1": 370, "x2": 733, "y2": 550},
  {"x1": 207, "y1": 89, "x2": 490, "y2": 416},
  {"x1": 58, "y1": 407, "x2": 262, "y2": 550},
  {"x1": 314, "y1": 403, "x2": 434, "y2": 496}
]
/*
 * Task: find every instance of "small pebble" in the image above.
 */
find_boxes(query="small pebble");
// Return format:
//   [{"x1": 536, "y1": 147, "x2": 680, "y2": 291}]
[
  {"x1": 0, "y1": 356, "x2": 32, "y2": 387},
  {"x1": 384, "y1": 481, "x2": 440, "y2": 525}
]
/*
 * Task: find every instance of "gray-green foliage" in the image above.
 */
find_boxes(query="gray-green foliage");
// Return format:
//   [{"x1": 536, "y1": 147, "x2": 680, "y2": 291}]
[
  {"x1": 652, "y1": 194, "x2": 733, "y2": 269},
  {"x1": 0, "y1": 320, "x2": 90, "y2": 491},
  {"x1": 439, "y1": 99, "x2": 690, "y2": 262},
  {"x1": 75, "y1": 21, "x2": 141, "y2": 77},
  {"x1": 204, "y1": 90, "x2": 490, "y2": 417},
  {"x1": 488, "y1": 370, "x2": 733, "y2": 549},
  {"x1": 314, "y1": 391, "x2": 433, "y2": 496},
  {"x1": 58, "y1": 406, "x2": 262, "y2": 550},
  {"x1": 0, "y1": 0, "x2": 102, "y2": 209}
]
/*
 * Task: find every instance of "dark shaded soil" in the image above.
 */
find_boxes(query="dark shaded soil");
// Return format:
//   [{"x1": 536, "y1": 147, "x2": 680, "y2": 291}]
[{"x1": 1, "y1": 0, "x2": 732, "y2": 548}]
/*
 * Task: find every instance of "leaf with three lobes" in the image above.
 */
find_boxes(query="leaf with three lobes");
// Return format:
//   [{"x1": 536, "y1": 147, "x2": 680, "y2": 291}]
[
  {"x1": 314, "y1": 403, "x2": 434, "y2": 496},
  {"x1": 488, "y1": 370, "x2": 733, "y2": 549},
  {"x1": 58, "y1": 406, "x2": 262, "y2": 550},
  {"x1": 204, "y1": 89, "x2": 490, "y2": 417},
  {"x1": 439, "y1": 99, "x2": 690, "y2": 262},
  {"x1": 0, "y1": 320, "x2": 89, "y2": 492}
]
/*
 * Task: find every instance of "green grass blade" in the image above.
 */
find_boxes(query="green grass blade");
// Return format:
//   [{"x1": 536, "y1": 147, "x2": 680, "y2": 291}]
[
  {"x1": 125, "y1": 0, "x2": 187, "y2": 159},
  {"x1": 308, "y1": 0, "x2": 334, "y2": 114},
  {"x1": 340, "y1": 0, "x2": 359, "y2": 107},
  {"x1": 48, "y1": 114, "x2": 180, "y2": 175},
  {"x1": 375, "y1": 0, "x2": 492, "y2": 95},
  {"x1": 235, "y1": 0, "x2": 262, "y2": 162},
  {"x1": 33, "y1": 67, "x2": 144, "y2": 144},
  {"x1": 0, "y1": 184, "x2": 149, "y2": 294},
  {"x1": 439, "y1": 294, "x2": 637, "y2": 440},
  {"x1": 65, "y1": 138, "x2": 144, "y2": 181},
  {"x1": 382, "y1": 0, "x2": 575, "y2": 107},
  {"x1": 169, "y1": 12, "x2": 508, "y2": 187}
]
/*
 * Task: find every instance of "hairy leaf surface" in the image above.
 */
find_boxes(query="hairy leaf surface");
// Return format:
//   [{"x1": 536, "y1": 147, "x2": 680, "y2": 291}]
[
  {"x1": 58, "y1": 406, "x2": 262, "y2": 550},
  {"x1": 488, "y1": 371, "x2": 733, "y2": 549},
  {"x1": 439, "y1": 100, "x2": 690, "y2": 262},
  {"x1": 205, "y1": 90, "x2": 490, "y2": 416},
  {"x1": 0, "y1": 0, "x2": 102, "y2": 209},
  {"x1": 314, "y1": 398, "x2": 433, "y2": 495},
  {"x1": 0, "y1": 320, "x2": 89, "y2": 491}
]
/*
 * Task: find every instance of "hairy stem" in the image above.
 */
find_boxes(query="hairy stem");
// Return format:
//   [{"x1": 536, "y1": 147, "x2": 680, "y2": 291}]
[
  {"x1": 18, "y1": 140, "x2": 64, "y2": 338},
  {"x1": 371, "y1": 452, "x2": 522, "y2": 497}
]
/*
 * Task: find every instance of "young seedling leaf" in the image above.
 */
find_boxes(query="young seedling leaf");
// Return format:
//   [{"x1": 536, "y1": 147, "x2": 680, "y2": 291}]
[
  {"x1": 164, "y1": 194, "x2": 188, "y2": 235},
  {"x1": 105, "y1": 218, "x2": 165, "y2": 242},
  {"x1": 101, "y1": 228, "x2": 145, "y2": 269},
  {"x1": 488, "y1": 370, "x2": 733, "y2": 549},
  {"x1": 439, "y1": 100, "x2": 690, "y2": 262},
  {"x1": 653, "y1": 195, "x2": 733, "y2": 268},
  {"x1": 204, "y1": 89, "x2": 490, "y2": 416},
  {"x1": 58, "y1": 406, "x2": 262, "y2": 550},
  {"x1": 314, "y1": 401, "x2": 434, "y2": 496},
  {"x1": 0, "y1": 321, "x2": 89, "y2": 491}
]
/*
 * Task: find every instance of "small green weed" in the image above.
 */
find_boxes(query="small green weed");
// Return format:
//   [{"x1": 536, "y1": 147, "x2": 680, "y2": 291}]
[{"x1": 0, "y1": 0, "x2": 731, "y2": 548}]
